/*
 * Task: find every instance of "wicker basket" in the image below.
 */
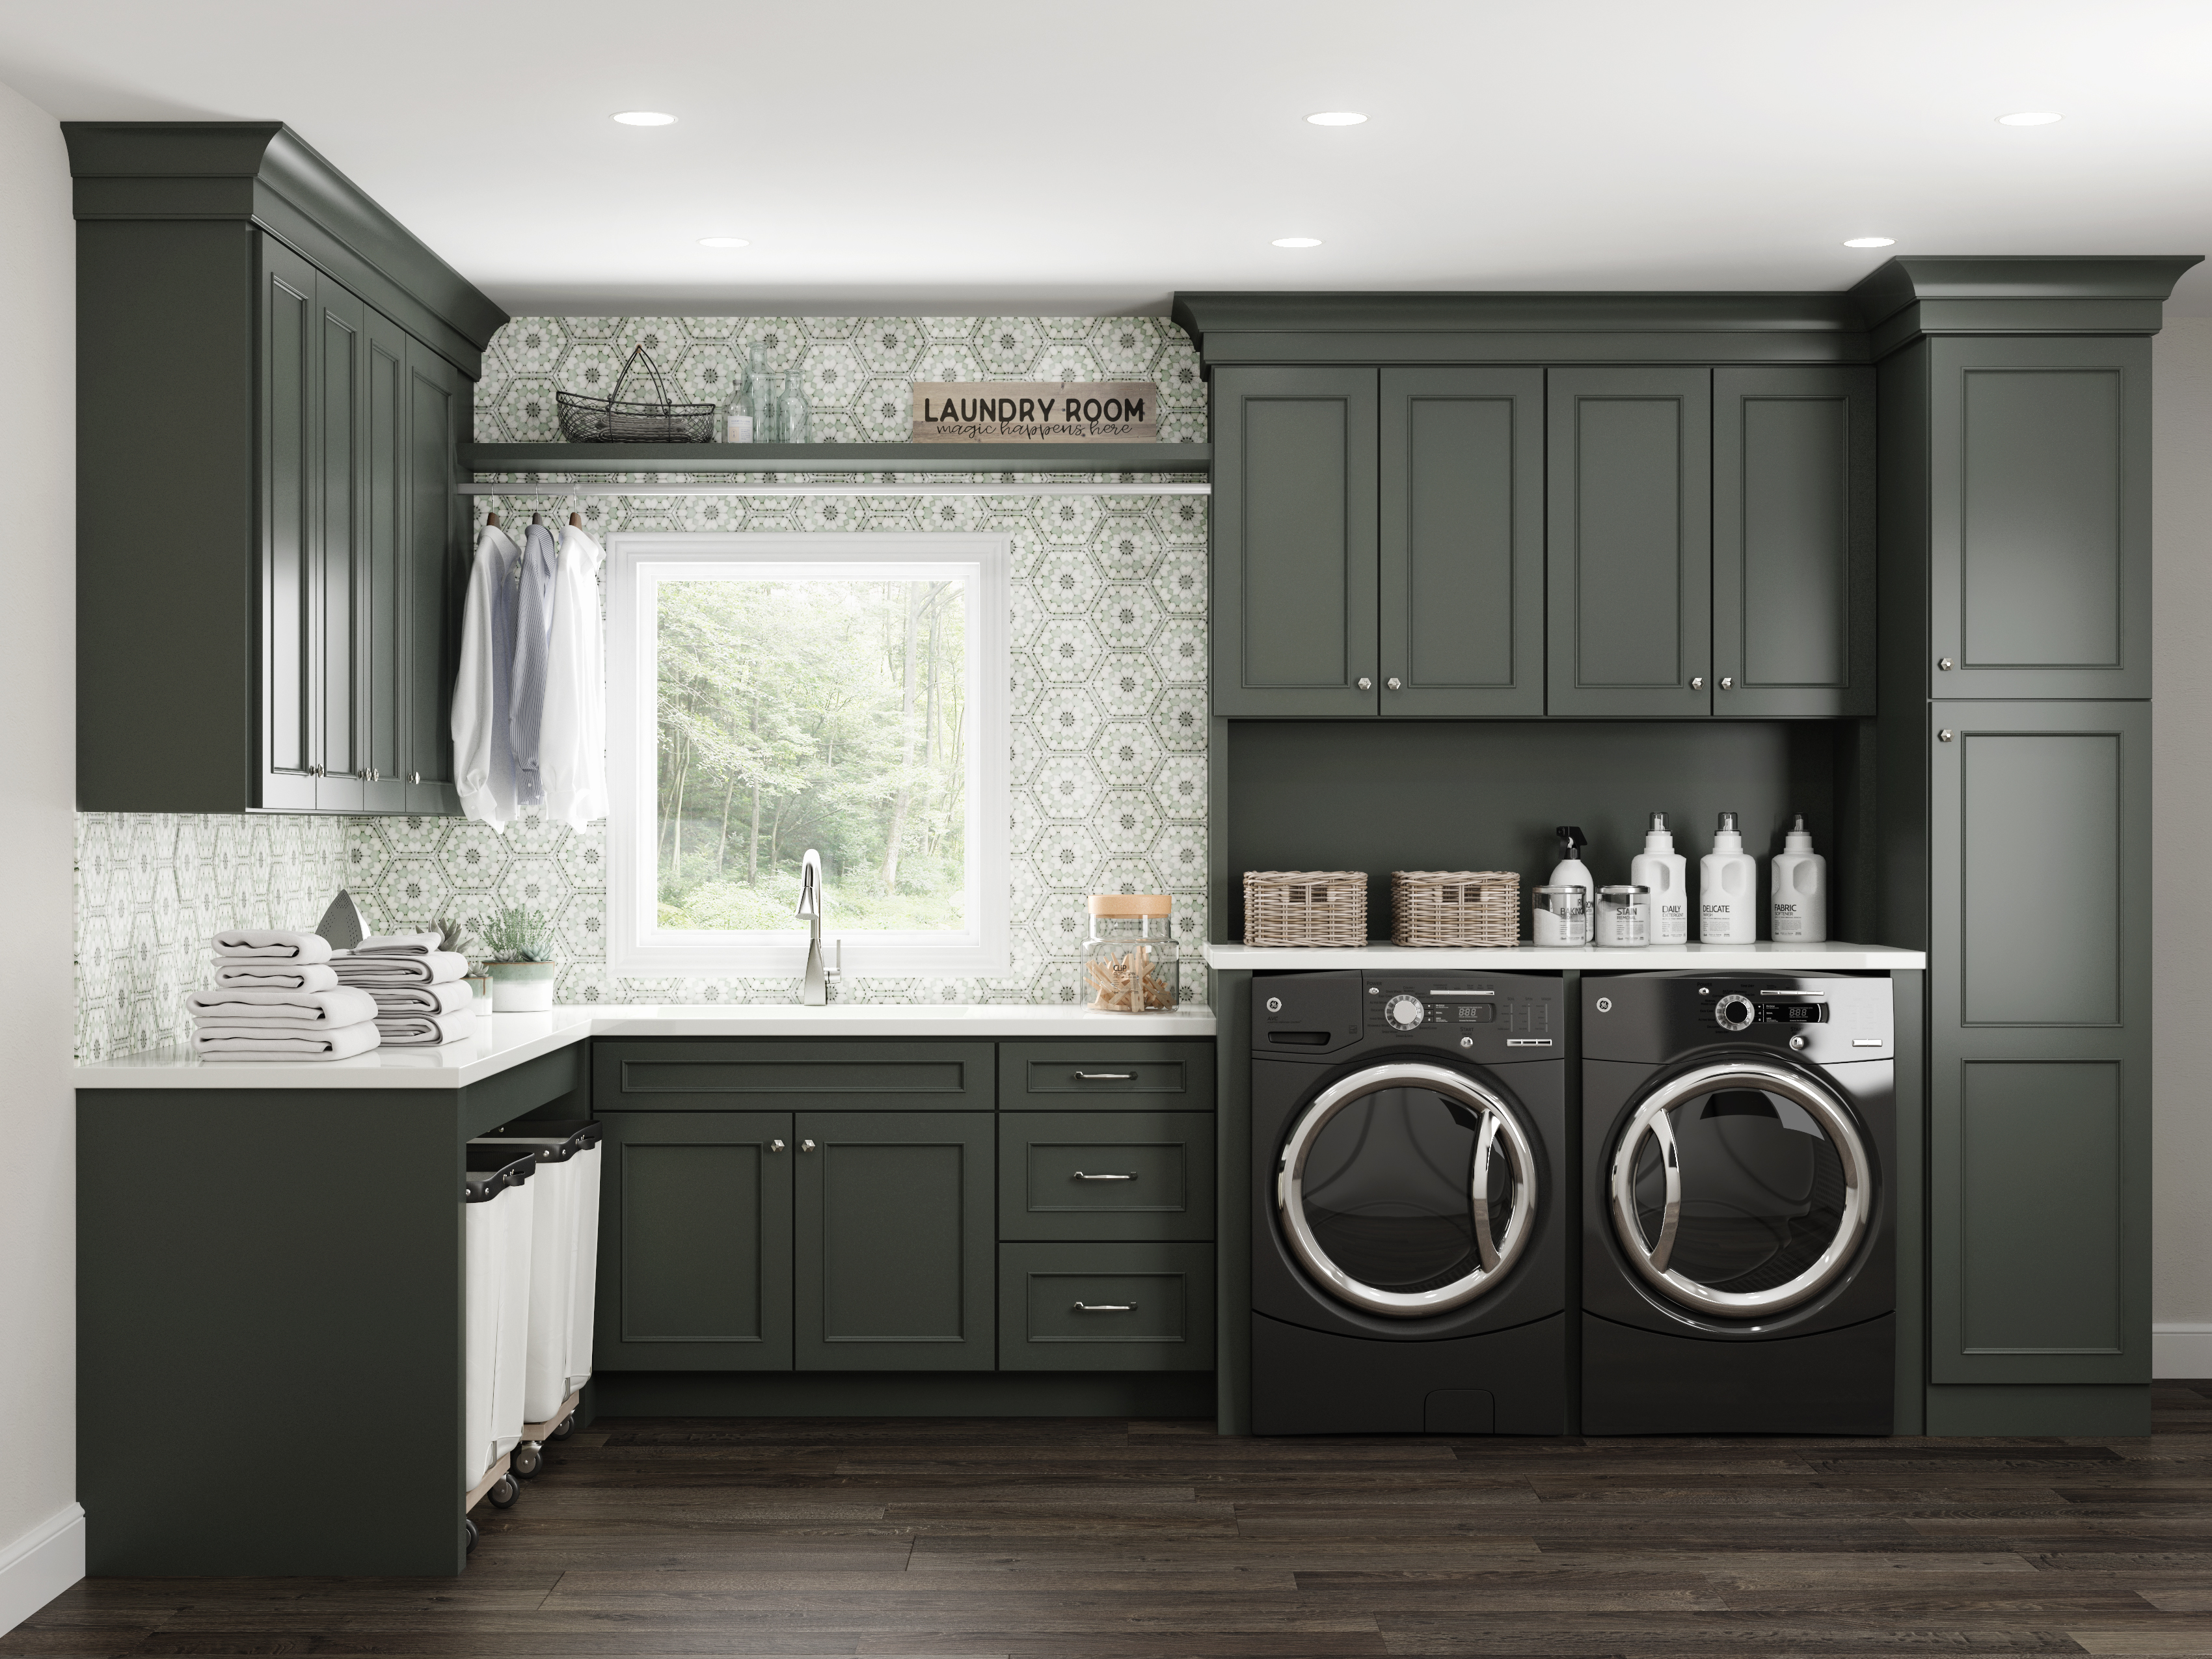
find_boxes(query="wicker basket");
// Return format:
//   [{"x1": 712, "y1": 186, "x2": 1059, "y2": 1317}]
[
  {"x1": 556, "y1": 345, "x2": 716, "y2": 443},
  {"x1": 1243, "y1": 870, "x2": 1367, "y2": 947},
  {"x1": 1392, "y1": 870, "x2": 1521, "y2": 948}
]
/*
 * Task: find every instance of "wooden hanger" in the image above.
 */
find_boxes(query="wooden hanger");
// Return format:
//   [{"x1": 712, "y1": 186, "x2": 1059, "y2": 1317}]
[
  {"x1": 569, "y1": 512, "x2": 583, "y2": 528},
  {"x1": 484, "y1": 510, "x2": 500, "y2": 528},
  {"x1": 530, "y1": 510, "x2": 545, "y2": 525}
]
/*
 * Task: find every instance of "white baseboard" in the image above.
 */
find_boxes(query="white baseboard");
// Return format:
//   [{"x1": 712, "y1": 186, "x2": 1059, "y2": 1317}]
[
  {"x1": 2153, "y1": 1323, "x2": 2212, "y2": 1379},
  {"x1": 0, "y1": 1503, "x2": 84, "y2": 1637}
]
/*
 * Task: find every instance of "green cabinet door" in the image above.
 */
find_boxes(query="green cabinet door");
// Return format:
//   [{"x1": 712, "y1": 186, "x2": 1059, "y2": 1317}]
[
  {"x1": 311, "y1": 273, "x2": 366, "y2": 813},
  {"x1": 595, "y1": 1110, "x2": 793, "y2": 1371},
  {"x1": 1926, "y1": 337, "x2": 2151, "y2": 700},
  {"x1": 400, "y1": 336, "x2": 468, "y2": 813},
  {"x1": 1379, "y1": 367, "x2": 1544, "y2": 716},
  {"x1": 794, "y1": 1110, "x2": 994, "y2": 1370},
  {"x1": 1712, "y1": 366, "x2": 1876, "y2": 718},
  {"x1": 1211, "y1": 365, "x2": 1379, "y2": 716},
  {"x1": 358, "y1": 308, "x2": 408, "y2": 813},
  {"x1": 1926, "y1": 700, "x2": 2150, "y2": 1386},
  {"x1": 1545, "y1": 367, "x2": 1713, "y2": 718},
  {"x1": 258, "y1": 236, "x2": 319, "y2": 812}
]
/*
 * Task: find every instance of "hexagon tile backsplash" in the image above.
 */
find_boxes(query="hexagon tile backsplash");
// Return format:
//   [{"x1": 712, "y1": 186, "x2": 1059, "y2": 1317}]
[{"x1": 74, "y1": 316, "x2": 1211, "y2": 1057}]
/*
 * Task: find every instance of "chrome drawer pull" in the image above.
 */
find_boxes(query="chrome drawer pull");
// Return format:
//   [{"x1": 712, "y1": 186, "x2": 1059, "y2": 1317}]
[
  {"x1": 1072, "y1": 1171, "x2": 1137, "y2": 1181},
  {"x1": 1073, "y1": 1302, "x2": 1137, "y2": 1313},
  {"x1": 1075, "y1": 1072, "x2": 1134, "y2": 1081}
]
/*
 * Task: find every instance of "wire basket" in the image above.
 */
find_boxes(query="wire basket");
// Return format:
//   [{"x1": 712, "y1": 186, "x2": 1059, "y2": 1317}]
[
  {"x1": 1392, "y1": 870, "x2": 1520, "y2": 947},
  {"x1": 1243, "y1": 870, "x2": 1367, "y2": 947},
  {"x1": 555, "y1": 345, "x2": 717, "y2": 443}
]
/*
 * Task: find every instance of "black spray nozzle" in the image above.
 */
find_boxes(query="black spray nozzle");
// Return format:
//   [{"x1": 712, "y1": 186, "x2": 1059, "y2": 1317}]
[{"x1": 1554, "y1": 825, "x2": 1586, "y2": 857}]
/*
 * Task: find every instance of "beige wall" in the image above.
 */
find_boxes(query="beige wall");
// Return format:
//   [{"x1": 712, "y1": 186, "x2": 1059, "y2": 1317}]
[
  {"x1": 0, "y1": 75, "x2": 78, "y2": 1628},
  {"x1": 2154, "y1": 317, "x2": 2212, "y2": 1374}
]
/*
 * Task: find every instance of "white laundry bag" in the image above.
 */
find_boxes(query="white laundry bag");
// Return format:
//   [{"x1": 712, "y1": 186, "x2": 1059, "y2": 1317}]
[{"x1": 463, "y1": 1154, "x2": 536, "y2": 1490}]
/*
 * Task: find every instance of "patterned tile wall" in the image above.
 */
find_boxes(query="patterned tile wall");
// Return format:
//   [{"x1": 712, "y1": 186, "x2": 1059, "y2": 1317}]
[
  {"x1": 75, "y1": 813, "x2": 348, "y2": 1060},
  {"x1": 344, "y1": 314, "x2": 1210, "y2": 1008}
]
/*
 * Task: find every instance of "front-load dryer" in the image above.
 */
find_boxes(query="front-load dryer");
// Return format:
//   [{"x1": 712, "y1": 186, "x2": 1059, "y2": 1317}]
[
  {"x1": 1252, "y1": 970, "x2": 1568, "y2": 1435},
  {"x1": 1582, "y1": 972, "x2": 1896, "y2": 1435}
]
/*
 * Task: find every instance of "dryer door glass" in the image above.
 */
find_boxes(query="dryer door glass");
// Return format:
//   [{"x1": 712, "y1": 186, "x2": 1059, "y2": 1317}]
[
  {"x1": 1610, "y1": 1061, "x2": 1871, "y2": 1319},
  {"x1": 1279, "y1": 1062, "x2": 1537, "y2": 1317}
]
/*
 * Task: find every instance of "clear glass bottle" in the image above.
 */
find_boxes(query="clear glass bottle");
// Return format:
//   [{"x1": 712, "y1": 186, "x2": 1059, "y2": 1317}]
[
  {"x1": 783, "y1": 379, "x2": 810, "y2": 444},
  {"x1": 1082, "y1": 894, "x2": 1180, "y2": 1012},
  {"x1": 751, "y1": 368, "x2": 781, "y2": 444}
]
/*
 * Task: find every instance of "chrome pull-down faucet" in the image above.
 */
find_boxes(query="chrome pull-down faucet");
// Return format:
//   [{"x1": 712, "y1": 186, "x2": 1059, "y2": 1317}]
[{"x1": 796, "y1": 849, "x2": 837, "y2": 1005}]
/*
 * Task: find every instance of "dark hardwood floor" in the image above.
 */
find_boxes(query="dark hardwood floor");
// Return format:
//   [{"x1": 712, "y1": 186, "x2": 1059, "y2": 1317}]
[{"x1": 16, "y1": 1384, "x2": 2212, "y2": 1658}]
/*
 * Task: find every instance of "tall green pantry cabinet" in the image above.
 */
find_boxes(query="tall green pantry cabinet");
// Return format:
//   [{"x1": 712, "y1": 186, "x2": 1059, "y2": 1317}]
[{"x1": 66, "y1": 122, "x2": 507, "y2": 813}]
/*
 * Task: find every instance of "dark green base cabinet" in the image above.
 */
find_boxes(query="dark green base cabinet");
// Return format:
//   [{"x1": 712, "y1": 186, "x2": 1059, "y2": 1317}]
[{"x1": 592, "y1": 1037, "x2": 1218, "y2": 1399}]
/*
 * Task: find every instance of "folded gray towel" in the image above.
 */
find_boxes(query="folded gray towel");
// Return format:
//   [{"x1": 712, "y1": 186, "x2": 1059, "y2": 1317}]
[
  {"x1": 373, "y1": 1009, "x2": 477, "y2": 1046},
  {"x1": 332, "y1": 951, "x2": 470, "y2": 987},
  {"x1": 370, "y1": 980, "x2": 474, "y2": 1015},
  {"x1": 194, "y1": 1023, "x2": 380, "y2": 1061},
  {"x1": 211, "y1": 930, "x2": 334, "y2": 964},
  {"x1": 212, "y1": 963, "x2": 340, "y2": 992},
  {"x1": 187, "y1": 986, "x2": 379, "y2": 1026},
  {"x1": 347, "y1": 932, "x2": 443, "y2": 956}
]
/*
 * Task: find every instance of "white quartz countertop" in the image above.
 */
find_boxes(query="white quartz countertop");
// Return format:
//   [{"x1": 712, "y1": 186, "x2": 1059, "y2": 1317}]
[
  {"x1": 75, "y1": 1003, "x2": 1218, "y2": 1091},
  {"x1": 1204, "y1": 940, "x2": 1927, "y2": 971}
]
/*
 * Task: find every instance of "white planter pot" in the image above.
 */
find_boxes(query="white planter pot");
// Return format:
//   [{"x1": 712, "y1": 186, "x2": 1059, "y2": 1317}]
[{"x1": 488, "y1": 960, "x2": 557, "y2": 1012}]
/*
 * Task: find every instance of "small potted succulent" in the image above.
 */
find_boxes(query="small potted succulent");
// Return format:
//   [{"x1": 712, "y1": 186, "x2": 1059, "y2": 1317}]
[{"x1": 479, "y1": 904, "x2": 558, "y2": 1012}]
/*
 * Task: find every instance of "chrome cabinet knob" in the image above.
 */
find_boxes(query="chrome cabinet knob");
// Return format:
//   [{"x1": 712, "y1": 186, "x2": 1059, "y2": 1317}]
[
  {"x1": 769, "y1": 1139, "x2": 786, "y2": 1152},
  {"x1": 1356, "y1": 677, "x2": 1373, "y2": 691},
  {"x1": 409, "y1": 772, "x2": 421, "y2": 785},
  {"x1": 1690, "y1": 676, "x2": 1705, "y2": 690},
  {"x1": 1386, "y1": 677, "x2": 1402, "y2": 691},
  {"x1": 1939, "y1": 729, "x2": 1955, "y2": 742},
  {"x1": 1938, "y1": 656, "x2": 1954, "y2": 671},
  {"x1": 800, "y1": 1139, "x2": 816, "y2": 1152},
  {"x1": 1720, "y1": 675, "x2": 1734, "y2": 690}
]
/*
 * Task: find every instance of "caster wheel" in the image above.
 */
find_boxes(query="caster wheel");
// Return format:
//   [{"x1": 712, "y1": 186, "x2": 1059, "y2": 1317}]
[
  {"x1": 550, "y1": 1414, "x2": 575, "y2": 1440},
  {"x1": 488, "y1": 1474, "x2": 520, "y2": 1509},
  {"x1": 464, "y1": 1517, "x2": 479, "y2": 1554},
  {"x1": 513, "y1": 1444, "x2": 543, "y2": 1479}
]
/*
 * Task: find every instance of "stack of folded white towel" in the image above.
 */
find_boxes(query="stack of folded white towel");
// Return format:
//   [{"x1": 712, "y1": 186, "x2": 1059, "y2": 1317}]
[
  {"x1": 190, "y1": 931, "x2": 383, "y2": 1062},
  {"x1": 332, "y1": 932, "x2": 476, "y2": 1046}
]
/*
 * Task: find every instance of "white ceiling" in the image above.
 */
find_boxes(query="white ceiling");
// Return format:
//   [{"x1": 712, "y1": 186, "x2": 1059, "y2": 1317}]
[{"x1": 4, "y1": 0, "x2": 2209, "y2": 316}]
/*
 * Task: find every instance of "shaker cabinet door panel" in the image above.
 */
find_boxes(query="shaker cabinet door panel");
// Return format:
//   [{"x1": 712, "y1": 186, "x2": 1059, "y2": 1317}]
[
  {"x1": 1713, "y1": 366, "x2": 1875, "y2": 718},
  {"x1": 1379, "y1": 367, "x2": 1544, "y2": 716},
  {"x1": 1927, "y1": 337, "x2": 2151, "y2": 699},
  {"x1": 793, "y1": 1111, "x2": 995, "y2": 1370},
  {"x1": 258, "y1": 236, "x2": 319, "y2": 811},
  {"x1": 358, "y1": 308, "x2": 409, "y2": 813},
  {"x1": 1926, "y1": 700, "x2": 2151, "y2": 1386},
  {"x1": 401, "y1": 337, "x2": 467, "y2": 813},
  {"x1": 1545, "y1": 367, "x2": 1713, "y2": 717},
  {"x1": 595, "y1": 1111, "x2": 794, "y2": 1371},
  {"x1": 1211, "y1": 366, "x2": 1380, "y2": 716},
  {"x1": 311, "y1": 274, "x2": 365, "y2": 813}
]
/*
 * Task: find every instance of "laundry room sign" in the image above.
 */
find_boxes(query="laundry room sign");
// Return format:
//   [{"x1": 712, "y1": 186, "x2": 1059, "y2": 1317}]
[{"x1": 911, "y1": 381, "x2": 1159, "y2": 443}]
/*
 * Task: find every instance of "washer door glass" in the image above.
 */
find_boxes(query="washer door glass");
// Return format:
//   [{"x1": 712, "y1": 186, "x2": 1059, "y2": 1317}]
[
  {"x1": 1610, "y1": 1061, "x2": 1870, "y2": 1319},
  {"x1": 1279, "y1": 1062, "x2": 1536, "y2": 1318}
]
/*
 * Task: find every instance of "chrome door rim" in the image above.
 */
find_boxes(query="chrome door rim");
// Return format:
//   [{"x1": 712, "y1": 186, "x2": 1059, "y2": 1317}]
[
  {"x1": 1278, "y1": 1061, "x2": 1537, "y2": 1317},
  {"x1": 1610, "y1": 1059, "x2": 1870, "y2": 1319}
]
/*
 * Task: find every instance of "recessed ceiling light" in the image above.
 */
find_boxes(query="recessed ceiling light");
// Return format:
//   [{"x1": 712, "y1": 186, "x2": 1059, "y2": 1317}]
[
  {"x1": 1842, "y1": 237, "x2": 1896, "y2": 249},
  {"x1": 1273, "y1": 237, "x2": 1323, "y2": 248},
  {"x1": 1997, "y1": 111, "x2": 2063, "y2": 126},
  {"x1": 1306, "y1": 111, "x2": 1368, "y2": 126},
  {"x1": 698, "y1": 237, "x2": 749, "y2": 249},
  {"x1": 612, "y1": 111, "x2": 677, "y2": 126}
]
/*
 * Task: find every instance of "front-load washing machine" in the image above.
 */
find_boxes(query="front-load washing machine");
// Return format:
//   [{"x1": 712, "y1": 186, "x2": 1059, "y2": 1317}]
[
  {"x1": 1582, "y1": 972, "x2": 1896, "y2": 1435},
  {"x1": 1252, "y1": 970, "x2": 1568, "y2": 1435}
]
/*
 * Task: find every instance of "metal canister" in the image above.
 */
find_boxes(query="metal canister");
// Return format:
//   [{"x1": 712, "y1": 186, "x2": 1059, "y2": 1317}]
[
  {"x1": 1595, "y1": 883, "x2": 1650, "y2": 947},
  {"x1": 1531, "y1": 884, "x2": 1590, "y2": 947}
]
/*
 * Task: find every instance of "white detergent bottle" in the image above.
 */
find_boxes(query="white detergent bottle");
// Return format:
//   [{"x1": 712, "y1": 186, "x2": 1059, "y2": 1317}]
[
  {"x1": 1549, "y1": 826, "x2": 1594, "y2": 908},
  {"x1": 1699, "y1": 811, "x2": 1757, "y2": 943},
  {"x1": 1770, "y1": 814, "x2": 1828, "y2": 942},
  {"x1": 1630, "y1": 812, "x2": 1690, "y2": 945}
]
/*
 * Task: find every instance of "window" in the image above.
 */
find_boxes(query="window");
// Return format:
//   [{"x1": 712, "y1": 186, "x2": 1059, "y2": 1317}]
[{"x1": 606, "y1": 533, "x2": 1011, "y2": 976}]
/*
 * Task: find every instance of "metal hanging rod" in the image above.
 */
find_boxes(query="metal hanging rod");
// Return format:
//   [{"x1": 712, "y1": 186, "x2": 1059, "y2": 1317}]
[{"x1": 462, "y1": 479, "x2": 1209, "y2": 498}]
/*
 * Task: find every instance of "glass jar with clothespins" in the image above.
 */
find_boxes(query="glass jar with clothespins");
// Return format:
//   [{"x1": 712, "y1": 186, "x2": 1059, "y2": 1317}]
[{"x1": 1081, "y1": 894, "x2": 1180, "y2": 1012}]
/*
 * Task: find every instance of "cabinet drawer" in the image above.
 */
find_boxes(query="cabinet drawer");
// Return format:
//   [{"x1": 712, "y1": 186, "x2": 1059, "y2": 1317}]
[
  {"x1": 594, "y1": 1040, "x2": 995, "y2": 1112},
  {"x1": 999, "y1": 1112, "x2": 1215, "y2": 1241},
  {"x1": 997, "y1": 1041, "x2": 1214, "y2": 1111},
  {"x1": 997, "y1": 1243, "x2": 1216, "y2": 1371}
]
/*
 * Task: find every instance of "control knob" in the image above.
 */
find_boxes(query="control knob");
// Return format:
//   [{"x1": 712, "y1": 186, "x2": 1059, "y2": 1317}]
[
  {"x1": 1383, "y1": 993, "x2": 1426, "y2": 1032},
  {"x1": 1714, "y1": 992, "x2": 1756, "y2": 1032}
]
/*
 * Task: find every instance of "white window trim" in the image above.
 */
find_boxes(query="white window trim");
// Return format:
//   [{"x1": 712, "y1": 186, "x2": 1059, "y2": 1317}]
[{"x1": 604, "y1": 532, "x2": 1012, "y2": 977}]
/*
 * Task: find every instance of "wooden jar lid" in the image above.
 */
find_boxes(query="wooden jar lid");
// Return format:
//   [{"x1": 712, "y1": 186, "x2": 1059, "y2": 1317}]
[{"x1": 1089, "y1": 893, "x2": 1170, "y2": 918}]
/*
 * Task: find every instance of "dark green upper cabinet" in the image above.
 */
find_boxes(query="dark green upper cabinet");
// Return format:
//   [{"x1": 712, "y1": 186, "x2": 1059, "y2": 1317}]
[
  {"x1": 1924, "y1": 337, "x2": 2151, "y2": 700},
  {"x1": 1210, "y1": 366, "x2": 1380, "y2": 716},
  {"x1": 1713, "y1": 366, "x2": 1876, "y2": 718},
  {"x1": 1546, "y1": 367, "x2": 1713, "y2": 718},
  {"x1": 67, "y1": 122, "x2": 504, "y2": 813},
  {"x1": 1379, "y1": 367, "x2": 1544, "y2": 716}
]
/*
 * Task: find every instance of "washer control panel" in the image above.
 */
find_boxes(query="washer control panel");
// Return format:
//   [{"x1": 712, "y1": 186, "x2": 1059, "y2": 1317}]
[
  {"x1": 1582, "y1": 973, "x2": 1893, "y2": 1064},
  {"x1": 1249, "y1": 971, "x2": 1563, "y2": 1060}
]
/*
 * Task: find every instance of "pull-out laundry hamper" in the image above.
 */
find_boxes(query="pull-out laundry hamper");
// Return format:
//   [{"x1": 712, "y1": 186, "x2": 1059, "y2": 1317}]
[
  {"x1": 463, "y1": 1144, "x2": 537, "y2": 1542},
  {"x1": 472, "y1": 1120, "x2": 602, "y2": 1466}
]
